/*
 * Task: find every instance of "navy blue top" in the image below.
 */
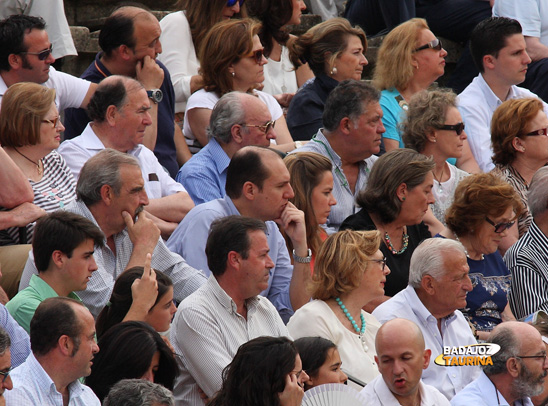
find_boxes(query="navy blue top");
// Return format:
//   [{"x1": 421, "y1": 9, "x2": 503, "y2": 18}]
[{"x1": 63, "y1": 53, "x2": 179, "y2": 178}]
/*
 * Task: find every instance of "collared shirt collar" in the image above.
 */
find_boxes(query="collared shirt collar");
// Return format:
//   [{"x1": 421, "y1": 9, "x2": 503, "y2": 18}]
[
  {"x1": 207, "y1": 275, "x2": 260, "y2": 316},
  {"x1": 404, "y1": 286, "x2": 457, "y2": 325},
  {"x1": 209, "y1": 138, "x2": 231, "y2": 175}
]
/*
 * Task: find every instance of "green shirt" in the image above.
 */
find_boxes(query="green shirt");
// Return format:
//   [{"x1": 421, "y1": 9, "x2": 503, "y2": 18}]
[{"x1": 6, "y1": 274, "x2": 82, "y2": 333}]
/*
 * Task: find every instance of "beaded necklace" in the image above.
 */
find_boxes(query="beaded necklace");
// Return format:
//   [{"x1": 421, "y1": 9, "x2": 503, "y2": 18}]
[
  {"x1": 384, "y1": 229, "x2": 409, "y2": 255},
  {"x1": 335, "y1": 297, "x2": 369, "y2": 352}
]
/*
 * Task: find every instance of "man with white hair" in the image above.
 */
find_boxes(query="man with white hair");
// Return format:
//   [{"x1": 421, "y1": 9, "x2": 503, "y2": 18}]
[{"x1": 373, "y1": 238, "x2": 480, "y2": 399}]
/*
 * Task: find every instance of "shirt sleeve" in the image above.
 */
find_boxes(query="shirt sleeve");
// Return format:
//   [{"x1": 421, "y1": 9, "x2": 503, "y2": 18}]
[
  {"x1": 457, "y1": 100, "x2": 495, "y2": 172},
  {"x1": 178, "y1": 165, "x2": 224, "y2": 205},
  {"x1": 47, "y1": 68, "x2": 91, "y2": 111},
  {"x1": 0, "y1": 305, "x2": 30, "y2": 368},
  {"x1": 265, "y1": 228, "x2": 294, "y2": 323}
]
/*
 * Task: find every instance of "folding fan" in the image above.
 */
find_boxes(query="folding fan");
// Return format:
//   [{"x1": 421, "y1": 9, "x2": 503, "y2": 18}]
[{"x1": 302, "y1": 383, "x2": 368, "y2": 406}]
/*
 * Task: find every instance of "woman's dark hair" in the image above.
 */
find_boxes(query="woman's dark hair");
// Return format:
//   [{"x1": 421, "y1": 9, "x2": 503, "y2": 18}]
[
  {"x1": 96, "y1": 267, "x2": 173, "y2": 338},
  {"x1": 208, "y1": 336, "x2": 297, "y2": 406},
  {"x1": 294, "y1": 337, "x2": 337, "y2": 390},
  {"x1": 246, "y1": 0, "x2": 293, "y2": 57},
  {"x1": 86, "y1": 321, "x2": 178, "y2": 402}
]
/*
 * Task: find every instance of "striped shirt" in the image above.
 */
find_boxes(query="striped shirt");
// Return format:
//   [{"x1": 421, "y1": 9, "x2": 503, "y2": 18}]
[{"x1": 504, "y1": 221, "x2": 548, "y2": 319}]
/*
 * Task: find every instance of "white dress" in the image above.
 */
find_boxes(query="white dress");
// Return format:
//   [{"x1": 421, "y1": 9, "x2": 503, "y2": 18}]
[{"x1": 263, "y1": 46, "x2": 298, "y2": 96}]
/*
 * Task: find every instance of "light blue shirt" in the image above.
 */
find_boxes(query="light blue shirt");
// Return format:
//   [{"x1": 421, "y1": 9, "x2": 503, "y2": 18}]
[
  {"x1": 372, "y1": 286, "x2": 480, "y2": 399},
  {"x1": 451, "y1": 371, "x2": 533, "y2": 406},
  {"x1": 176, "y1": 137, "x2": 230, "y2": 205},
  {"x1": 0, "y1": 304, "x2": 30, "y2": 368},
  {"x1": 166, "y1": 195, "x2": 294, "y2": 322}
]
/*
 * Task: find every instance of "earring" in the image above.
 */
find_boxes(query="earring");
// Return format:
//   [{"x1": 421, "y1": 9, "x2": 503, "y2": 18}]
[
  {"x1": 231, "y1": 71, "x2": 235, "y2": 77},
  {"x1": 432, "y1": 138, "x2": 437, "y2": 143},
  {"x1": 330, "y1": 66, "x2": 338, "y2": 76},
  {"x1": 401, "y1": 197, "x2": 406, "y2": 202}
]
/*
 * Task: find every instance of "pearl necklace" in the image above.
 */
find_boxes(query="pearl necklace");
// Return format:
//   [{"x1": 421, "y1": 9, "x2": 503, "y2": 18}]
[{"x1": 335, "y1": 297, "x2": 369, "y2": 352}]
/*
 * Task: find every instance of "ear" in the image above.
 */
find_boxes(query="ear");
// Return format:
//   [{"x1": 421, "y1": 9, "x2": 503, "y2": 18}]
[
  {"x1": 100, "y1": 184, "x2": 114, "y2": 205},
  {"x1": 421, "y1": 274, "x2": 436, "y2": 296},
  {"x1": 241, "y1": 181, "x2": 258, "y2": 200},
  {"x1": 58, "y1": 335, "x2": 73, "y2": 357},
  {"x1": 231, "y1": 124, "x2": 244, "y2": 144},
  {"x1": 506, "y1": 356, "x2": 520, "y2": 378},
  {"x1": 118, "y1": 44, "x2": 132, "y2": 61},
  {"x1": 7, "y1": 54, "x2": 21, "y2": 70},
  {"x1": 511, "y1": 137, "x2": 525, "y2": 153},
  {"x1": 396, "y1": 183, "x2": 407, "y2": 202},
  {"x1": 105, "y1": 105, "x2": 118, "y2": 126},
  {"x1": 411, "y1": 55, "x2": 419, "y2": 70},
  {"x1": 51, "y1": 250, "x2": 66, "y2": 269},
  {"x1": 426, "y1": 128, "x2": 437, "y2": 143},
  {"x1": 339, "y1": 117, "x2": 354, "y2": 135},
  {"x1": 227, "y1": 250, "x2": 241, "y2": 270},
  {"x1": 483, "y1": 54, "x2": 496, "y2": 71},
  {"x1": 423, "y1": 349, "x2": 432, "y2": 369},
  {"x1": 227, "y1": 63, "x2": 235, "y2": 76}
]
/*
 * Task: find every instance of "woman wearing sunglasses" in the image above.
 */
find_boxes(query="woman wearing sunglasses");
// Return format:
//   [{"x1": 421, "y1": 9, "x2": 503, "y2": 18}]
[
  {"x1": 437, "y1": 173, "x2": 523, "y2": 340},
  {"x1": 182, "y1": 18, "x2": 296, "y2": 154},
  {"x1": 402, "y1": 89, "x2": 469, "y2": 225},
  {"x1": 0, "y1": 82, "x2": 76, "y2": 244},
  {"x1": 158, "y1": 0, "x2": 246, "y2": 119},
  {"x1": 490, "y1": 98, "x2": 548, "y2": 242},
  {"x1": 374, "y1": 19, "x2": 479, "y2": 173}
]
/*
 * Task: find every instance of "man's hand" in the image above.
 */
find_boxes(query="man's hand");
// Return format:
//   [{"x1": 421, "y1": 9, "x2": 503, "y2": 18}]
[
  {"x1": 275, "y1": 202, "x2": 307, "y2": 253},
  {"x1": 278, "y1": 374, "x2": 304, "y2": 406},
  {"x1": 136, "y1": 55, "x2": 164, "y2": 89},
  {"x1": 123, "y1": 210, "x2": 160, "y2": 255}
]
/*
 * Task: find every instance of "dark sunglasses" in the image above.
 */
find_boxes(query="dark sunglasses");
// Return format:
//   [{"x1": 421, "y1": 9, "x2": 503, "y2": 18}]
[
  {"x1": 485, "y1": 216, "x2": 515, "y2": 233},
  {"x1": 227, "y1": 0, "x2": 245, "y2": 7},
  {"x1": 20, "y1": 45, "x2": 53, "y2": 61},
  {"x1": 246, "y1": 49, "x2": 265, "y2": 64},
  {"x1": 414, "y1": 38, "x2": 443, "y2": 53},
  {"x1": 436, "y1": 122, "x2": 465, "y2": 135},
  {"x1": 525, "y1": 127, "x2": 548, "y2": 136},
  {"x1": 243, "y1": 120, "x2": 275, "y2": 133}
]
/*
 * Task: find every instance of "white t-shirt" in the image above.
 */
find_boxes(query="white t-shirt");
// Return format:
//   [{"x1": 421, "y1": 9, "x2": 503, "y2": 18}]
[{"x1": 494, "y1": 0, "x2": 548, "y2": 47}]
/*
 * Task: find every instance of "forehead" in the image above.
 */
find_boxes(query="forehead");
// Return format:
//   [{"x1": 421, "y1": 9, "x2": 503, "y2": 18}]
[
  {"x1": 23, "y1": 28, "x2": 50, "y2": 50},
  {"x1": 344, "y1": 35, "x2": 364, "y2": 50},
  {"x1": 244, "y1": 100, "x2": 271, "y2": 123},
  {"x1": 73, "y1": 238, "x2": 95, "y2": 253},
  {"x1": 264, "y1": 155, "x2": 290, "y2": 182},
  {"x1": 417, "y1": 29, "x2": 436, "y2": 44},
  {"x1": 74, "y1": 305, "x2": 95, "y2": 334},
  {"x1": 247, "y1": 229, "x2": 268, "y2": 251},
  {"x1": 361, "y1": 102, "x2": 383, "y2": 119},
  {"x1": 125, "y1": 88, "x2": 149, "y2": 108},
  {"x1": 133, "y1": 15, "x2": 161, "y2": 43},
  {"x1": 442, "y1": 251, "x2": 468, "y2": 276},
  {"x1": 119, "y1": 164, "x2": 144, "y2": 186},
  {"x1": 500, "y1": 33, "x2": 526, "y2": 53}
]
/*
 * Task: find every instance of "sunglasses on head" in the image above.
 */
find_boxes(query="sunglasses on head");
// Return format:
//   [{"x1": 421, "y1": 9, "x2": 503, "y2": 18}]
[
  {"x1": 485, "y1": 216, "x2": 515, "y2": 233},
  {"x1": 246, "y1": 48, "x2": 265, "y2": 64},
  {"x1": 20, "y1": 45, "x2": 53, "y2": 61},
  {"x1": 227, "y1": 0, "x2": 245, "y2": 7},
  {"x1": 525, "y1": 127, "x2": 548, "y2": 136},
  {"x1": 437, "y1": 122, "x2": 465, "y2": 135},
  {"x1": 414, "y1": 38, "x2": 443, "y2": 53}
]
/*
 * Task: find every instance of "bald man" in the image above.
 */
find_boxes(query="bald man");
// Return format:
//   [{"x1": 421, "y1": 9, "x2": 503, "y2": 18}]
[{"x1": 361, "y1": 318, "x2": 450, "y2": 405}]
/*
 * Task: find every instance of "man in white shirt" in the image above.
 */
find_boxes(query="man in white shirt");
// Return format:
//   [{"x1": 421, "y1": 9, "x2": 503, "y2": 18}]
[
  {"x1": 373, "y1": 238, "x2": 480, "y2": 399},
  {"x1": 458, "y1": 17, "x2": 548, "y2": 172},
  {"x1": 451, "y1": 321, "x2": 548, "y2": 406},
  {"x1": 361, "y1": 318, "x2": 450, "y2": 406},
  {"x1": 58, "y1": 75, "x2": 193, "y2": 239},
  {"x1": 171, "y1": 215, "x2": 289, "y2": 406},
  {"x1": 5, "y1": 297, "x2": 100, "y2": 405}
]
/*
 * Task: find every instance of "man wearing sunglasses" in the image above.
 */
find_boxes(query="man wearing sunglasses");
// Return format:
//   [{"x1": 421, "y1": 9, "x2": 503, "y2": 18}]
[
  {"x1": 458, "y1": 17, "x2": 548, "y2": 172},
  {"x1": 176, "y1": 92, "x2": 277, "y2": 205},
  {"x1": 0, "y1": 15, "x2": 96, "y2": 113}
]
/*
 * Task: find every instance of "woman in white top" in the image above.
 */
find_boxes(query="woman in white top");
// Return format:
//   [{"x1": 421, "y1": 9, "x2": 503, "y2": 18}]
[
  {"x1": 246, "y1": 0, "x2": 314, "y2": 98},
  {"x1": 184, "y1": 18, "x2": 296, "y2": 154},
  {"x1": 158, "y1": 0, "x2": 247, "y2": 114},
  {"x1": 287, "y1": 229, "x2": 390, "y2": 385},
  {"x1": 402, "y1": 89, "x2": 469, "y2": 225}
]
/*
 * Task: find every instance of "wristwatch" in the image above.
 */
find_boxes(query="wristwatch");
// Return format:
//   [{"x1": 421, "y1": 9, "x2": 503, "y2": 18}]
[
  {"x1": 293, "y1": 249, "x2": 312, "y2": 264},
  {"x1": 147, "y1": 89, "x2": 163, "y2": 104}
]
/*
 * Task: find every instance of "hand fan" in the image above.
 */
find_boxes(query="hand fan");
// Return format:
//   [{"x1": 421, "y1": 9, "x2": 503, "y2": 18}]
[{"x1": 301, "y1": 383, "x2": 368, "y2": 406}]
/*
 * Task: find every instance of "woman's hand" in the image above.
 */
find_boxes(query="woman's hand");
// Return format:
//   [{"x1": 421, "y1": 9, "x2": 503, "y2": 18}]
[
  {"x1": 278, "y1": 373, "x2": 304, "y2": 406},
  {"x1": 274, "y1": 93, "x2": 295, "y2": 108},
  {"x1": 122, "y1": 253, "x2": 159, "y2": 322}
]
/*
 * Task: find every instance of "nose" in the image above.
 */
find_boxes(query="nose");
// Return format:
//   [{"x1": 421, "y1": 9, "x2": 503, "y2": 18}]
[
  {"x1": 285, "y1": 184, "x2": 295, "y2": 199},
  {"x1": 93, "y1": 341, "x2": 100, "y2": 355},
  {"x1": 384, "y1": 264, "x2": 391, "y2": 276},
  {"x1": 170, "y1": 301, "x2": 177, "y2": 316},
  {"x1": 440, "y1": 47, "x2": 448, "y2": 58},
  {"x1": 266, "y1": 254, "x2": 275, "y2": 269},
  {"x1": 427, "y1": 191, "x2": 435, "y2": 205},
  {"x1": 142, "y1": 370, "x2": 154, "y2": 382},
  {"x1": 461, "y1": 130, "x2": 467, "y2": 140},
  {"x1": 340, "y1": 369, "x2": 348, "y2": 383},
  {"x1": 45, "y1": 53, "x2": 55, "y2": 65},
  {"x1": 524, "y1": 51, "x2": 532, "y2": 65},
  {"x1": 300, "y1": 0, "x2": 306, "y2": 10},
  {"x1": 360, "y1": 53, "x2": 368, "y2": 66},
  {"x1": 90, "y1": 256, "x2": 98, "y2": 272},
  {"x1": 393, "y1": 359, "x2": 405, "y2": 375},
  {"x1": 299, "y1": 370, "x2": 310, "y2": 386},
  {"x1": 378, "y1": 119, "x2": 386, "y2": 134},
  {"x1": 260, "y1": 54, "x2": 268, "y2": 65},
  {"x1": 267, "y1": 127, "x2": 277, "y2": 140},
  {"x1": 143, "y1": 110, "x2": 153, "y2": 126},
  {"x1": 57, "y1": 120, "x2": 65, "y2": 132},
  {"x1": 3, "y1": 375, "x2": 12, "y2": 391},
  {"x1": 231, "y1": 2, "x2": 240, "y2": 13},
  {"x1": 156, "y1": 39, "x2": 162, "y2": 56},
  {"x1": 140, "y1": 190, "x2": 150, "y2": 206},
  {"x1": 463, "y1": 274, "x2": 473, "y2": 292},
  {"x1": 329, "y1": 194, "x2": 337, "y2": 206}
]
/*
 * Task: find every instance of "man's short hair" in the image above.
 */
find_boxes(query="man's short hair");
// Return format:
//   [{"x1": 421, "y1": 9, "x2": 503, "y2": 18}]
[
  {"x1": 483, "y1": 324, "x2": 520, "y2": 375},
  {"x1": 0, "y1": 15, "x2": 45, "y2": 72},
  {"x1": 76, "y1": 149, "x2": 140, "y2": 206},
  {"x1": 205, "y1": 215, "x2": 267, "y2": 277},
  {"x1": 0, "y1": 327, "x2": 11, "y2": 357},
  {"x1": 30, "y1": 297, "x2": 84, "y2": 357},
  {"x1": 103, "y1": 379, "x2": 174, "y2": 406},
  {"x1": 470, "y1": 17, "x2": 523, "y2": 73},
  {"x1": 99, "y1": 12, "x2": 137, "y2": 58},
  {"x1": 207, "y1": 92, "x2": 247, "y2": 144},
  {"x1": 529, "y1": 167, "x2": 548, "y2": 218},
  {"x1": 322, "y1": 80, "x2": 380, "y2": 132},
  {"x1": 87, "y1": 76, "x2": 144, "y2": 123},
  {"x1": 408, "y1": 238, "x2": 466, "y2": 288},
  {"x1": 225, "y1": 147, "x2": 279, "y2": 199},
  {"x1": 32, "y1": 211, "x2": 105, "y2": 273}
]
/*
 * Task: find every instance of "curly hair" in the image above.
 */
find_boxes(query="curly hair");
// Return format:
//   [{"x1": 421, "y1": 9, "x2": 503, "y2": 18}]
[
  {"x1": 402, "y1": 88, "x2": 458, "y2": 153},
  {"x1": 311, "y1": 230, "x2": 381, "y2": 300},
  {"x1": 445, "y1": 173, "x2": 524, "y2": 236},
  {"x1": 491, "y1": 98, "x2": 544, "y2": 166},
  {"x1": 373, "y1": 18, "x2": 429, "y2": 91}
]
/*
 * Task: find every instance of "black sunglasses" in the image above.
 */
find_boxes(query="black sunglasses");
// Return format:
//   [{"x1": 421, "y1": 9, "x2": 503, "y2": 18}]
[
  {"x1": 414, "y1": 38, "x2": 443, "y2": 53},
  {"x1": 485, "y1": 217, "x2": 515, "y2": 233},
  {"x1": 246, "y1": 49, "x2": 265, "y2": 64},
  {"x1": 525, "y1": 128, "x2": 548, "y2": 136},
  {"x1": 227, "y1": 0, "x2": 245, "y2": 7},
  {"x1": 20, "y1": 45, "x2": 53, "y2": 61},
  {"x1": 436, "y1": 122, "x2": 465, "y2": 135}
]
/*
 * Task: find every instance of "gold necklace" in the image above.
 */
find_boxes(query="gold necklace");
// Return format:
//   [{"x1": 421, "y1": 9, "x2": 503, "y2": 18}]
[{"x1": 14, "y1": 148, "x2": 42, "y2": 175}]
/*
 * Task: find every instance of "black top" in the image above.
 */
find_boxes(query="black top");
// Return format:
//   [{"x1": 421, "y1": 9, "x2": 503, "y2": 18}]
[{"x1": 340, "y1": 209, "x2": 431, "y2": 297}]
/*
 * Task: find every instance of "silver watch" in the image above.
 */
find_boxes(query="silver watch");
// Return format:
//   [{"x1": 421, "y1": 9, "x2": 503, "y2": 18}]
[{"x1": 293, "y1": 249, "x2": 312, "y2": 263}]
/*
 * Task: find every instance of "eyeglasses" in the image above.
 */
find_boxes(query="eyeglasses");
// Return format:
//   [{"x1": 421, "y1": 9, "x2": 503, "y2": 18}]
[
  {"x1": 436, "y1": 122, "x2": 465, "y2": 135},
  {"x1": 525, "y1": 128, "x2": 548, "y2": 136},
  {"x1": 42, "y1": 116, "x2": 61, "y2": 128},
  {"x1": 0, "y1": 367, "x2": 13, "y2": 383},
  {"x1": 246, "y1": 49, "x2": 265, "y2": 64},
  {"x1": 367, "y1": 257, "x2": 387, "y2": 271},
  {"x1": 243, "y1": 120, "x2": 275, "y2": 133},
  {"x1": 227, "y1": 0, "x2": 245, "y2": 7},
  {"x1": 20, "y1": 45, "x2": 53, "y2": 61},
  {"x1": 413, "y1": 38, "x2": 443, "y2": 53},
  {"x1": 515, "y1": 352, "x2": 547, "y2": 362},
  {"x1": 485, "y1": 216, "x2": 515, "y2": 233}
]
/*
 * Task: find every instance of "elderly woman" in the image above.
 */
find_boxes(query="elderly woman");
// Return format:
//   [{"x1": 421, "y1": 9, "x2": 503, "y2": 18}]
[
  {"x1": 340, "y1": 149, "x2": 434, "y2": 302},
  {"x1": 402, "y1": 89, "x2": 469, "y2": 224},
  {"x1": 491, "y1": 98, "x2": 548, "y2": 239},
  {"x1": 158, "y1": 0, "x2": 246, "y2": 115},
  {"x1": 438, "y1": 173, "x2": 522, "y2": 339},
  {"x1": 284, "y1": 152, "x2": 336, "y2": 271},
  {"x1": 374, "y1": 18, "x2": 479, "y2": 172},
  {"x1": 0, "y1": 82, "x2": 76, "y2": 244},
  {"x1": 288, "y1": 230, "x2": 389, "y2": 384},
  {"x1": 183, "y1": 18, "x2": 295, "y2": 154},
  {"x1": 286, "y1": 18, "x2": 368, "y2": 140}
]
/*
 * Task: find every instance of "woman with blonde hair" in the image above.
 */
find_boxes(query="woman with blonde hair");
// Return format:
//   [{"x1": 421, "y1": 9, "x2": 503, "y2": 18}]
[
  {"x1": 286, "y1": 18, "x2": 368, "y2": 140},
  {"x1": 183, "y1": 18, "x2": 295, "y2": 154},
  {"x1": 288, "y1": 229, "x2": 389, "y2": 384},
  {"x1": 374, "y1": 18, "x2": 479, "y2": 172}
]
